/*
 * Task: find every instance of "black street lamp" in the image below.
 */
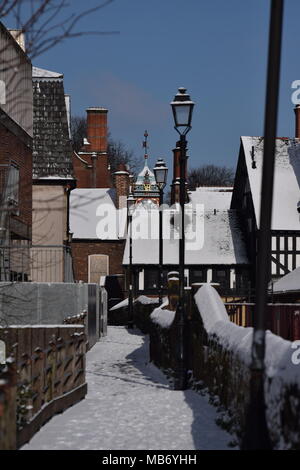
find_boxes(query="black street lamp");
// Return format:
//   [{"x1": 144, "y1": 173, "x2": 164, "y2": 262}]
[
  {"x1": 242, "y1": 0, "x2": 284, "y2": 450},
  {"x1": 153, "y1": 158, "x2": 168, "y2": 305},
  {"x1": 127, "y1": 193, "x2": 135, "y2": 329},
  {"x1": 170, "y1": 87, "x2": 195, "y2": 390}
]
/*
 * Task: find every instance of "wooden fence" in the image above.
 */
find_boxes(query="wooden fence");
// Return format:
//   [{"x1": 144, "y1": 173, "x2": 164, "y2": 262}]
[
  {"x1": 0, "y1": 325, "x2": 87, "y2": 449},
  {"x1": 225, "y1": 303, "x2": 300, "y2": 341},
  {"x1": 0, "y1": 361, "x2": 17, "y2": 450}
]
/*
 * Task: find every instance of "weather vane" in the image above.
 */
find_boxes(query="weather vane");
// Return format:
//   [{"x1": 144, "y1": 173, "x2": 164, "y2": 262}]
[{"x1": 143, "y1": 130, "x2": 149, "y2": 162}]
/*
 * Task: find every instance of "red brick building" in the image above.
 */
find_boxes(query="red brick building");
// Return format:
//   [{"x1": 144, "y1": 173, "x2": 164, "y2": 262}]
[
  {"x1": 0, "y1": 23, "x2": 33, "y2": 281},
  {"x1": 70, "y1": 109, "x2": 130, "y2": 288},
  {"x1": 70, "y1": 187, "x2": 126, "y2": 284}
]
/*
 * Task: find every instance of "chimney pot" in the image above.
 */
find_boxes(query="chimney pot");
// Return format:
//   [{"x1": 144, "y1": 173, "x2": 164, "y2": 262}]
[
  {"x1": 114, "y1": 166, "x2": 130, "y2": 209},
  {"x1": 294, "y1": 105, "x2": 300, "y2": 139}
]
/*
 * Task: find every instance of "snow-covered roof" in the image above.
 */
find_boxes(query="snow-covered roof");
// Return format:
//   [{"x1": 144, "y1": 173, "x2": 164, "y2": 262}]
[
  {"x1": 133, "y1": 156, "x2": 159, "y2": 199},
  {"x1": 136, "y1": 164, "x2": 156, "y2": 184},
  {"x1": 123, "y1": 205, "x2": 249, "y2": 266},
  {"x1": 241, "y1": 136, "x2": 300, "y2": 230},
  {"x1": 32, "y1": 66, "x2": 63, "y2": 80},
  {"x1": 189, "y1": 187, "x2": 233, "y2": 211},
  {"x1": 70, "y1": 188, "x2": 117, "y2": 239},
  {"x1": 273, "y1": 267, "x2": 300, "y2": 293}
]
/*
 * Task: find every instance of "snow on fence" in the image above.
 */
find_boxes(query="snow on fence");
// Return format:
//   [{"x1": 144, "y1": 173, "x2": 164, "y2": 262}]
[
  {"x1": 148, "y1": 284, "x2": 300, "y2": 449},
  {"x1": 0, "y1": 325, "x2": 87, "y2": 450},
  {"x1": 194, "y1": 285, "x2": 300, "y2": 449}
]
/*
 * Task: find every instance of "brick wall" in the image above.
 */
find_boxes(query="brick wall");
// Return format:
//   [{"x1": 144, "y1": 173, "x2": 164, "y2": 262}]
[
  {"x1": 0, "y1": 121, "x2": 32, "y2": 239},
  {"x1": 73, "y1": 108, "x2": 112, "y2": 189},
  {"x1": 71, "y1": 240, "x2": 125, "y2": 282},
  {"x1": 72, "y1": 152, "x2": 112, "y2": 189},
  {"x1": 86, "y1": 108, "x2": 107, "y2": 153},
  {"x1": 114, "y1": 166, "x2": 130, "y2": 209},
  {"x1": 147, "y1": 287, "x2": 300, "y2": 450}
]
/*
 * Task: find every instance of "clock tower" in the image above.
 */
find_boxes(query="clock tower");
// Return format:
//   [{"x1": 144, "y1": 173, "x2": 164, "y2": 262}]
[{"x1": 132, "y1": 131, "x2": 160, "y2": 207}]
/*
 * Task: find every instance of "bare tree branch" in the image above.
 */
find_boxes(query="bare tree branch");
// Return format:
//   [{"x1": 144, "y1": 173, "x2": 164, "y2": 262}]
[
  {"x1": 188, "y1": 164, "x2": 234, "y2": 190},
  {"x1": 0, "y1": 0, "x2": 119, "y2": 59}
]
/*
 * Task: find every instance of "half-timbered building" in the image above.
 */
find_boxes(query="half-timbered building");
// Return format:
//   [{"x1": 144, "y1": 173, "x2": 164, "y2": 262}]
[
  {"x1": 123, "y1": 186, "x2": 250, "y2": 296},
  {"x1": 231, "y1": 136, "x2": 300, "y2": 286}
]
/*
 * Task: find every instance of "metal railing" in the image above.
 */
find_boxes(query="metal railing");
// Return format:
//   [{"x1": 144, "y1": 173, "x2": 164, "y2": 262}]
[{"x1": 0, "y1": 244, "x2": 74, "y2": 283}]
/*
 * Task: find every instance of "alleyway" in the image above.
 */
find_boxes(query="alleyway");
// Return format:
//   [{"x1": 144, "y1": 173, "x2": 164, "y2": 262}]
[{"x1": 22, "y1": 327, "x2": 233, "y2": 450}]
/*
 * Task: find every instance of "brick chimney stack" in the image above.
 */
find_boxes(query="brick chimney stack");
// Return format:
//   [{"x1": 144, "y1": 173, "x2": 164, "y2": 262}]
[
  {"x1": 114, "y1": 163, "x2": 130, "y2": 209},
  {"x1": 86, "y1": 107, "x2": 108, "y2": 152},
  {"x1": 73, "y1": 107, "x2": 112, "y2": 188},
  {"x1": 295, "y1": 105, "x2": 300, "y2": 139},
  {"x1": 171, "y1": 141, "x2": 188, "y2": 204}
]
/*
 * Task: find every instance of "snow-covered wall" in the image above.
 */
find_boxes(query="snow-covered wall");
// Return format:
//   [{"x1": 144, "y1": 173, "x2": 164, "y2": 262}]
[
  {"x1": 194, "y1": 284, "x2": 300, "y2": 449},
  {"x1": 148, "y1": 284, "x2": 300, "y2": 449}
]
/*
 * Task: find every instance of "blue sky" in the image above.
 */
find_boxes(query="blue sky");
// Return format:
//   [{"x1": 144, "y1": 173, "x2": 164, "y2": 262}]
[{"x1": 21, "y1": 0, "x2": 300, "y2": 175}]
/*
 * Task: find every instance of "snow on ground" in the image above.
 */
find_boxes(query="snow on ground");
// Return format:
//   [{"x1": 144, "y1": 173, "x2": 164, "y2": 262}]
[{"x1": 22, "y1": 326, "x2": 233, "y2": 451}]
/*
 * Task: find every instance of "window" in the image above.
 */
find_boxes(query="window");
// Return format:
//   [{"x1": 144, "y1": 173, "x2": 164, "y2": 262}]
[
  {"x1": 216, "y1": 270, "x2": 226, "y2": 277},
  {"x1": 144, "y1": 269, "x2": 158, "y2": 291},
  {"x1": 88, "y1": 255, "x2": 109, "y2": 284},
  {"x1": 235, "y1": 269, "x2": 250, "y2": 291},
  {"x1": 7, "y1": 164, "x2": 19, "y2": 206},
  {"x1": 190, "y1": 269, "x2": 207, "y2": 285},
  {"x1": 212, "y1": 269, "x2": 230, "y2": 289}
]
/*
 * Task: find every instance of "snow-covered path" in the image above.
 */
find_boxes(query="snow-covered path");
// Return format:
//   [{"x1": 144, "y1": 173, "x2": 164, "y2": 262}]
[{"x1": 22, "y1": 326, "x2": 233, "y2": 450}]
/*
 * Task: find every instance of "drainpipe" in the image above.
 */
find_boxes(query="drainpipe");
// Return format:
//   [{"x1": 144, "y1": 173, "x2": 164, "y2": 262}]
[{"x1": 91, "y1": 152, "x2": 97, "y2": 188}]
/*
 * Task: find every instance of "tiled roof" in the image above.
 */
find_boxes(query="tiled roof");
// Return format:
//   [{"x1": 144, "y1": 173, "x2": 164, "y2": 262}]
[{"x1": 32, "y1": 70, "x2": 73, "y2": 179}]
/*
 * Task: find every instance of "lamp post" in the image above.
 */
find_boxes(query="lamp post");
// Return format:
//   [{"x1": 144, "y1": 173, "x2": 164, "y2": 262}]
[
  {"x1": 127, "y1": 193, "x2": 135, "y2": 329},
  {"x1": 242, "y1": 0, "x2": 284, "y2": 450},
  {"x1": 170, "y1": 87, "x2": 195, "y2": 390},
  {"x1": 153, "y1": 158, "x2": 168, "y2": 305}
]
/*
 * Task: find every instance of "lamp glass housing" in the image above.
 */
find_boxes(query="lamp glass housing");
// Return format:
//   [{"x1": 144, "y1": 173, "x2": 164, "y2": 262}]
[
  {"x1": 154, "y1": 158, "x2": 168, "y2": 189},
  {"x1": 171, "y1": 87, "x2": 194, "y2": 135},
  {"x1": 127, "y1": 194, "x2": 135, "y2": 216}
]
